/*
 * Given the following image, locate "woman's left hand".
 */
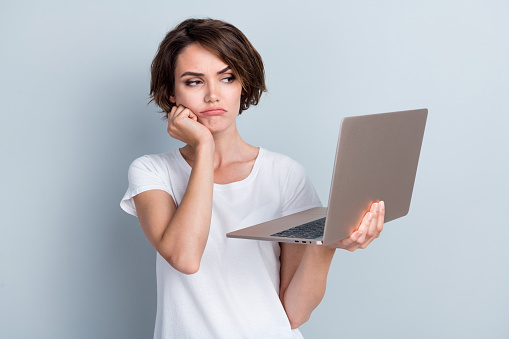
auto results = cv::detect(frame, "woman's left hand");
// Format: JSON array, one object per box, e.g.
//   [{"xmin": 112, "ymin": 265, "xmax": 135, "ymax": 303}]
[{"xmin": 324, "ymin": 201, "xmax": 385, "ymax": 252}]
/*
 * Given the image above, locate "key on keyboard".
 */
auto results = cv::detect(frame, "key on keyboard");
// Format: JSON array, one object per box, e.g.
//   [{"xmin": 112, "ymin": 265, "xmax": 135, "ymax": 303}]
[{"xmin": 271, "ymin": 217, "xmax": 326, "ymax": 239}]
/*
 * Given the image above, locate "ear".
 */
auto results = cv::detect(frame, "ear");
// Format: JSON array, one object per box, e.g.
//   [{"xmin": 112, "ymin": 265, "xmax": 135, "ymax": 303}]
[{"xmin": 169, "ymin": 93, "xmax": 176, "ymax": 103}]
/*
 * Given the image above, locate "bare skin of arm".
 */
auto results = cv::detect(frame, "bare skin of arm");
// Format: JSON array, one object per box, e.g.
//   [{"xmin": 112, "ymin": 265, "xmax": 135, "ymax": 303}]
[
  {"xmin": 280, "ymin": 201, "xmax": 385, "ymax": 329},
  {"xmin": 133, "ymin": 105, "xmax": 215, "ymax": 275}
]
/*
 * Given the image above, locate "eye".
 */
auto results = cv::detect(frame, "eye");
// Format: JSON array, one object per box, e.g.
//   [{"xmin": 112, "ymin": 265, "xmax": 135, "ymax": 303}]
[
  {"xmin": 185, "ymin": 79, "xmax": 202, "ymax": 86},
  {"xmin": 221, "ymin": 75, "xmax": 236, "ymax": 83}
]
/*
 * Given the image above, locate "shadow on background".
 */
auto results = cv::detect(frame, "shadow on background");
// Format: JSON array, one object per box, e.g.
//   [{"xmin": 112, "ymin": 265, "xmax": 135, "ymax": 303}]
[{"xmin": 56, "ymin": 72, "xmax": 180, "ymax": 338}]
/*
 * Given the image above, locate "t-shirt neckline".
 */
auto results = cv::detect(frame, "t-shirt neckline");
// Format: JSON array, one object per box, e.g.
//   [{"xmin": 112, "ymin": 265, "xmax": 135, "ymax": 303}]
[{"xmin": 174, "ymin": 147, "xmax": 265, "ymax": 191}]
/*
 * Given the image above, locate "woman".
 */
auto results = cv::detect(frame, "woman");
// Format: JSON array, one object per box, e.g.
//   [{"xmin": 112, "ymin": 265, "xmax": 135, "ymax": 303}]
[{"xmin": 120, "ymin": 18, "xmax": 384, "ymax": 339}]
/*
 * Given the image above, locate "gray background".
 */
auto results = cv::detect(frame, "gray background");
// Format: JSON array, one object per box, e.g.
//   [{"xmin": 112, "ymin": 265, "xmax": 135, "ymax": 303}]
[{"xmin": 1, "ymin": 0, "xmax": 508, "ymax": 338}]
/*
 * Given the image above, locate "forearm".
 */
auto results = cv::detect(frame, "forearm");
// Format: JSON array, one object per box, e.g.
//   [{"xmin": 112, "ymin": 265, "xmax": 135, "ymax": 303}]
[
  {"xmin": 158, "ymin": 142, "xmax": 215, "ymax": 273},
  {"xmin": 282, "ymin": 245, "xmax": 335, "ymax": 329}
]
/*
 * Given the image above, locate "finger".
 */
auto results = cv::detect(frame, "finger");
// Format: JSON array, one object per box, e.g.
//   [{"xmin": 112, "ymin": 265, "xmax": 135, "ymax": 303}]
[
  {"xmin": 377, "ymin": 201, "xmax": 385, "ymax": 233},
  {"xmin": 168, "ymin": 105, "xmax": 180, "ymax": 120},
  {"xmin": 180, "ymin": 105, "xmax": 197, "ymax": 116},
  {"xmin": 365, "ymin": 203, "xmax": 379, "ymax": 239},
  {"xmin": 356, "ymin": 211, "xmax": 373, "ymax": 243},
  {"xmin": 360, "ymin": 229, "xmax": 382, "ymax": 249},
  {"xmin": 345, "ymin": 235, "xmax": 365, "ymax": 251},
  {"xmin": 189, "ymin": 111, "xmax": 198, "ymax": 121},
  {"xmin": 167, "ymin": 106, "xmax": 187, "ymax": 136},
  {"xmin": 360, "ymin": 202, "xmax": 386, "ymax": 248},
  {"xmin": 359, "ymin": 236, "xmax": 375, "ymax": 249},
  {"xmin": 339, "ymin": 229, "xmax": 363, "ymax": 247},
  {"xmin": 174, "ymin": 105, "xmax": 189, "ymax": 118},
  {"xmin": 176, "ymin": 107, "xmax": 199, "ymax": 123},
  {"xmin": 347, "ymin": 243, "xmax": 362, "ymax": 252},
  {"xmin": 168, "ymin": 105, "xmax": 178, "ymax": 120},
  {"xmin": 360, "ymin": 227, "xmax": 379, "ymax": 249},
  {"xmin": 167, "ymin": 107, "xmax": 177, "ymax": 132},
  {"xmin": 358, "ymin": 204, "xmax": 378, "ymax": 249}
]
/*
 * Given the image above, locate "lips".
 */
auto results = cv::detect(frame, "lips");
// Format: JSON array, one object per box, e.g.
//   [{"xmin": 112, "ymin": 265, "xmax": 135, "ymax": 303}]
[{"xmin": 200, "ymin": 107, "xmax": 226, "ymax": 115}]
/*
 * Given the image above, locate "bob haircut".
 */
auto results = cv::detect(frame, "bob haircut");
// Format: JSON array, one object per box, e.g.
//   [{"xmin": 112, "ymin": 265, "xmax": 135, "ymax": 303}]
[{"xmin": 149, "ymin": 18, "xmax": 267, "ymax": 118}]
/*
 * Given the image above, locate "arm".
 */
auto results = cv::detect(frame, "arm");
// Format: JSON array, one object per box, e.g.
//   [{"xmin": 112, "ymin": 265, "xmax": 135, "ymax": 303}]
[
  {"xmin": 280, "ymin": 201, "xmax": 385, "ymax": 328},
  {"xmin": 133, "ymin": 105, "xmax": 215, "ymax": 275},
  {"xmin": 279, "ymin": 243, "xmax": 335, "ymax": 329}
]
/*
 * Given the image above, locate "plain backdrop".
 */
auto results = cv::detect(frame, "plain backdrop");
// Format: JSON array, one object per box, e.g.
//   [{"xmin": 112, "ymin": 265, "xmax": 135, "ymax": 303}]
[{"xmin": 1, "ymin": 0, "xmax": 508, "ymax": 338}]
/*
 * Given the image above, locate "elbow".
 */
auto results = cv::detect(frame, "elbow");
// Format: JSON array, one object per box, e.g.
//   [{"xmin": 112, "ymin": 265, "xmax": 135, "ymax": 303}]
[
  {"xmin": 282, "ymin": 290, "xmax": 314, "ymax": 329},
  {"xmin": 288, "ymin": 313, "xmax": 310, "ymax": 330},
  {"xmin": 180, "ymin": 265, "xmax": 200, "ymax": 275},
  {"xmin": 284, "ymin": 297, "xmax": 311, "ymax": 329},
  {"xmin": 174, "ymin": 259, "xmax": 200, "ymax": 275},
  {"xmin": 160, "ymin": 250, "xmax": 201, "ymax": 275}
]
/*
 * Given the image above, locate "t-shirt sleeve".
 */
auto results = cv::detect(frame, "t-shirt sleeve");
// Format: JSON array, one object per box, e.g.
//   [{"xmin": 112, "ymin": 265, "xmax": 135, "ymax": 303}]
[
  {"xmin": 120, "ymin": 155, "xmax": 174, "ymax": 217},
  {"xmin": 280, "ymin": 161, "xmax": 323, "ymax": 217}
]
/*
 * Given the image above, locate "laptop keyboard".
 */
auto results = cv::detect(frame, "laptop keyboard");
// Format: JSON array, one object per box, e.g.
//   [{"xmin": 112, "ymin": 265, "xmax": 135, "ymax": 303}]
[{"xmin": 271, "ymin": 217, "xmax": 326, "ymax": 239}]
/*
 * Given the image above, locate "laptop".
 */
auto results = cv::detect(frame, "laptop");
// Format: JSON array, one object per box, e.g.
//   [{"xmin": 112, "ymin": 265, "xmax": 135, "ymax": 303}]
[{"xmin": 227, "ymin": 108, "xmax": 428, "ymax": 245}]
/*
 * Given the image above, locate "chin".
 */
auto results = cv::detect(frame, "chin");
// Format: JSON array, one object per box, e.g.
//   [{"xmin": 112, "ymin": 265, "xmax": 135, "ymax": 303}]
[{"xmin": 201, "ymin": 119, "xmax": 235, "ymax": 135}]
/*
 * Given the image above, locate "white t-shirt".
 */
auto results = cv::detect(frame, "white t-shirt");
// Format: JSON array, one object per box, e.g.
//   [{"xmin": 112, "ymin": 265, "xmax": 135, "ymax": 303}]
[{"xmin": 120, "ymin": 147, "xmax": 322, "ymax": 339}]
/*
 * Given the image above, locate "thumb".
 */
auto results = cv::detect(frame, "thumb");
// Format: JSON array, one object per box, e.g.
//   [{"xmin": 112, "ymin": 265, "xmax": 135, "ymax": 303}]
[{"xmin": 187, "ymin": 109, "xmax": 198, "ymax": 121}]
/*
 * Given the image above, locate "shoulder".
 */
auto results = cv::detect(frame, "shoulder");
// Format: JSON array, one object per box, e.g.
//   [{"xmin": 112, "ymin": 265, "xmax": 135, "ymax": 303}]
[
  {"xmin": 260, "ymin": 148, "xmax": 310, "ymax": 183},
  {"xmin": 127, "ymin": 149, "xmax": 182, "ymax": 182},
  {"xmin": 258, "ymin": 148, "xmax": 313, "ymax": 192},
  {"xmin": 260, "ymin": 148, "xmax": 303, "ymax": 172},
  {"xmin": 261, "ymin": 148, "xmax": 322, "ymax": 213},
  {"xmin": 129, "ymin": 150, "xmax": 177, "ymax": 171}
]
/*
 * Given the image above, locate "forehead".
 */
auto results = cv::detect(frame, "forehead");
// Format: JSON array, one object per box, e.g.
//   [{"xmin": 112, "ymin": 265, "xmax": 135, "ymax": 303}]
[{"xmin": 175, "ymin": 43, "xmax": 228, "ymax": 73}]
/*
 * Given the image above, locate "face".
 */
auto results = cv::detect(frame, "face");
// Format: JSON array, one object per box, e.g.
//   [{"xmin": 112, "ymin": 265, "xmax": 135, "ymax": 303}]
[{"xmin": 170, "ymin": 43, "xmax": 243, "ymax": 134}]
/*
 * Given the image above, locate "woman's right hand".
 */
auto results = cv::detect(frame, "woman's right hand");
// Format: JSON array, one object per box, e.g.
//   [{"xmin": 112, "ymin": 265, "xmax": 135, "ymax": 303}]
[{"xmin": 167, "ymin": 105, "xmax": 213, "ymax": 149}]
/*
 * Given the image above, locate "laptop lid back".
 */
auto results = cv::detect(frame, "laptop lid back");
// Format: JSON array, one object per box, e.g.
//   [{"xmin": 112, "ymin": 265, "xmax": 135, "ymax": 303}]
[{"xmin": 323, "ymin": 108, "xmax": 428, "ymax": 245}]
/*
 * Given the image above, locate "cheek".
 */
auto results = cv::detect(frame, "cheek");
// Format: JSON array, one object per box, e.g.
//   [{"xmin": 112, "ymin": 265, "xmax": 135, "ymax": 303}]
[
  {"xmin": 226, "ymin": 86, "xmax": 243, "ymax": 103},
  {"xmin": 174, "ymin": 88, "xmax": 198, "ymax": 107}
]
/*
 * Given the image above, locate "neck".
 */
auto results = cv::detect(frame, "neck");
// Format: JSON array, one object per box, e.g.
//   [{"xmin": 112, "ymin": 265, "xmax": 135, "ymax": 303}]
[{"xmin": 181, "ymin": 121, "xmax": 256, "ymax": 166}]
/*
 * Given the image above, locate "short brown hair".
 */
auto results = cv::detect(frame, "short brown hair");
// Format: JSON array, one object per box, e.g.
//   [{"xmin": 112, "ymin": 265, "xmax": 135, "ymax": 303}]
[{"xmin": 149, "ymin": 18, "xmax": 267, "ymax": 118}]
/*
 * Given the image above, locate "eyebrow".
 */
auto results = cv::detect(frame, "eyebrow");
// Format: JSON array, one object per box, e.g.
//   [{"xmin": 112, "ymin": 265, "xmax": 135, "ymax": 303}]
[{"xmin": 180, "ymin": 66, "xmax": 231, "ymax": 78}]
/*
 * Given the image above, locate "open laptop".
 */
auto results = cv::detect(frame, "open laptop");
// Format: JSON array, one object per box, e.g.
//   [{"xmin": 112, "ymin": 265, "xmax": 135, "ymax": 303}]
[{"xmin": 227, "ymin": 108, "xmax": 428, "ymax": 245}]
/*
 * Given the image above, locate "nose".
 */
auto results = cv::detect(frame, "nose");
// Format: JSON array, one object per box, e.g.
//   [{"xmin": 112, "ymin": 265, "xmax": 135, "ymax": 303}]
[{"xmin": 204, "ymin": 81, "xmax": 220, "ymax": 103}]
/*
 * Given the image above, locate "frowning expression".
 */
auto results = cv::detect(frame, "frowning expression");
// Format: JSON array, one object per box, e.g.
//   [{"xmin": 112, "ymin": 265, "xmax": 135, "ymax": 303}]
[{"xmin": 170, "ymin": 43, "xmax": 243, "ymax": 134}]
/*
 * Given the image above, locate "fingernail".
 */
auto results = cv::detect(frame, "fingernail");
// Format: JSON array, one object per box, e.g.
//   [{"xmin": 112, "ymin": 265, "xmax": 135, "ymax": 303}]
[{"xmin": 381, "ymin": 201, "xmax": 385, "ymax": 210}]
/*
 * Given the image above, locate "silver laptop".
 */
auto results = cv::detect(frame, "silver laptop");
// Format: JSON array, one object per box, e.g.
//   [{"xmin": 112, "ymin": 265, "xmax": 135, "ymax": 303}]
[{"xmin": 227, "ymin": 108, "xmax": 428, "ymax": 245}]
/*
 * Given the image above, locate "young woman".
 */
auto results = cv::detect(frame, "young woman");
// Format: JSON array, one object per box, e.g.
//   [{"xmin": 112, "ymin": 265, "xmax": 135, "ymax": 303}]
[{"xmin": 120, "ymin": 18, "xmax": 385, "ymax": 339}]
